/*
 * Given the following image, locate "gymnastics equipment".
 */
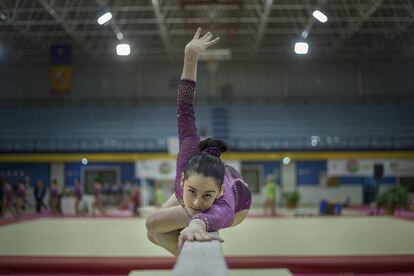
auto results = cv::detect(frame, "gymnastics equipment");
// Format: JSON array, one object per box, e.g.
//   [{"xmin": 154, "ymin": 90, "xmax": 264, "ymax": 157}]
[{"xmin": 173, "ymin": 232, "xmax": 228, "ymax": 276}]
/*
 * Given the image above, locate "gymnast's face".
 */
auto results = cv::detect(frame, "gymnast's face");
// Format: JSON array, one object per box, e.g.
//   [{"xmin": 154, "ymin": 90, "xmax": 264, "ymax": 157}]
[{"xmin": 181, "ymin": 172, "xmax": 223, "ymax": 215}]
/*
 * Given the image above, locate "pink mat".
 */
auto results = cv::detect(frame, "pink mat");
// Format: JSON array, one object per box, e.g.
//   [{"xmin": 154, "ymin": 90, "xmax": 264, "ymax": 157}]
[
  {"xmin": 349, "ymin": 206, "xmax": 414, "ymax": 220},
  {"xmin": 0, "ymin": 210, "xmax": 137, "ymax": 226},
  {"xmin": 248, "ymin": 210, "xmax": 286, "ymax": 218}
]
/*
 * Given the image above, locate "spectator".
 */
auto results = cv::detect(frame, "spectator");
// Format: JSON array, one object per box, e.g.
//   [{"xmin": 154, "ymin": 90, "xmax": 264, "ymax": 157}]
[
  {"xmin": 15, "ymin": 180, "xmax": 27, "ymax": 218},
  {"xmin": 155, "ymin": 183, "xmax": 165, "ymax": 207},
  {"xmin": 92, "ymin": 182, "xmax": 106, "ymax": 216},
  {"xmin": 50, "ymin": 179, "xmax": 60, "ymax": 215},
  {"xmin": 74, "ymin": 179, "xmax": 83, "ymax": 215},
  {"xmin": 131, "ymin": 186, "xmax": 141, "ymax": 217},
  {"xmin": 34, "ymin": 180, "xmax": 47, "ymax": 214},
  {"xmin": 0, "ymin": 180, "xmax": 4, "ymax": 217},
  {"xmin": 2, "ymin": 181, "xmax": 14, "ymax": 217},
  {"xmin": 263, "ymin": 175, "xmax": 277, "ymax": 216}
]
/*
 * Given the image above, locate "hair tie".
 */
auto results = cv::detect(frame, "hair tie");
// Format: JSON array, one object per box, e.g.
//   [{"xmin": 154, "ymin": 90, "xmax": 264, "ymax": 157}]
[{"xmin": 202, "ymin": 146, "xmax": 221, "ymax": 158}]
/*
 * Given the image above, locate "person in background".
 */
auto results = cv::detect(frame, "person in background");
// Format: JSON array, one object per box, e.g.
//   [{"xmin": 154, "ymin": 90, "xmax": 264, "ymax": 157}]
[
  {"xmin": 59, "ymin": 184, "xmax": 68, "ymax": 214},
  {"xmin": 263, "ymin": 175, "xmax": 277, "ymax": 217},
  {"xmin": 155, "ymin": 183, "xmax": 165, "ymax": 208},
  {"xmin": 115, "ymin": 182, "xmax": 124, "ymax": 206},
  {"xmin": 34, "ymin": 180, "xmax": 47, "ymax": 214},
  {"xmin": 131, "ymin": 186, "xmax": 141, "ymax": 217},
  {"xmin": 15, "ymin": 180, "xmax": 27, "ymax": 218},
  {"xmin": 92, "ymin": 181, "xmax": 106, "ymax": 216},
  {"xmin": 50, "ymin": 179, "xmax": 60, "ymax": 215},
  {"xmin": 74, "ymin": 179, "xmax": 83, "ymax": 215},
  {"xmin": 0, "ymin": 180, "xmax": 4, "ymax": 218},
  {"xmin": 2, "ymin": 181, "xmax": 14, "ymax": 217},
  {"xmin": 124, "ymin": 181, "xmax": 132, "ymax": 195}
]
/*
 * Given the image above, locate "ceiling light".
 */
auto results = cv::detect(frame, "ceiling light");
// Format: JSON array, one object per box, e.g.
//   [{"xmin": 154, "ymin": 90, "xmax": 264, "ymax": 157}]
[
  {"xmin": 312, "ymin": 10, "xmax": 328, "ymax": 23},
  {"xmin": 97, "ymin": 11, "xmax": 112, "ymax": 25},
  {"xmin": 116, "ymin": 43, "xmax": 130, "ymax": 56},
  {"xmin": 116, "ymin": 32, "xmax": 124, "ymax": 40},
  {"xmin": 283, "ymin": 157, "xmax": 291, "ymax": 165},
  {"xmin": 301, "ymin": 30, "xmax": 309, "ymax": 39},
  {"xmin": 0, "ymin": 12, "xmax": 8, "ymax": 21},
  {"xmin": 294, "ymin": 42, "xmax": 309, "ymax": 54}
]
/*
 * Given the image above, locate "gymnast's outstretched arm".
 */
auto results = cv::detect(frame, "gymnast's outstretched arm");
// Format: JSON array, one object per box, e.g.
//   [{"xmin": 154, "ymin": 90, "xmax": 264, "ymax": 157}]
[{"xmin": 181, "ymin": 27, "xmax": 219, "ymax": 81}]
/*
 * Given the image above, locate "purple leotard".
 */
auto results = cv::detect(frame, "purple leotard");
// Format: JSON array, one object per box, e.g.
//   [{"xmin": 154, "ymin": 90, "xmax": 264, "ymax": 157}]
[{"xmin": 174, "ymin": 79, "xmax": 252, "ymax": 232}]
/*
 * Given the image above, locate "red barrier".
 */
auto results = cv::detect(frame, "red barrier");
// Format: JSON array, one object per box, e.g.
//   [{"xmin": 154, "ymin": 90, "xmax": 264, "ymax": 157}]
[
  {"xmin": 0, "ymin": 256, "xmax": 175, "ymax": 274},
  {"xmin": 226, "ymin": 255, "xmax": 414, "ymax": 273},
  {"xmin": 1, "ymin": 255, "xmax": 414, "ymax": 274}
]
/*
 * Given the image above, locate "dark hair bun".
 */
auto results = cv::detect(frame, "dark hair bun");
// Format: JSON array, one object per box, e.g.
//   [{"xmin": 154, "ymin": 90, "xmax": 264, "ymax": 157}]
[{"xmin": 198, "ymin": 137, "xmax": 228, "ymax": 153}]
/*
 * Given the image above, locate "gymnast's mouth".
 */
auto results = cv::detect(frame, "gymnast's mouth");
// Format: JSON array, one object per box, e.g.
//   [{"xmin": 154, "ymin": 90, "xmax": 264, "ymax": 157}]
[{"xmin": 190, "ymin": 207, "xmax": 202, "ymax": 212}]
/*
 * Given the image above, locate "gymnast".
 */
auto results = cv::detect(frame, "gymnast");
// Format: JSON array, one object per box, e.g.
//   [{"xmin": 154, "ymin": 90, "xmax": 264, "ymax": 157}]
[{"xmin": 146, "ymin": 27, "xmax": 252, "ymax": 256}]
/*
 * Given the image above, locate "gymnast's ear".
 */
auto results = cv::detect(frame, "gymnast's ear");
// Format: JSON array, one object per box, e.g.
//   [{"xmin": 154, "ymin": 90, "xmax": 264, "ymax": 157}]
[{"xmin": 217, "ymin": 186, "xmax": 224, "ymax": 199}]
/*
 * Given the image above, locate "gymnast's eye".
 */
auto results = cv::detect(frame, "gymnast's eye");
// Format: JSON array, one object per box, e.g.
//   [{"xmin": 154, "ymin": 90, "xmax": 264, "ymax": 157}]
[
  {"xmin": 204, "ymin": 194, "xmax": 212, "ymax": 200},
  {"xmin": 188, "ymin": 189, "xmax": 196, "ymax": 195}
]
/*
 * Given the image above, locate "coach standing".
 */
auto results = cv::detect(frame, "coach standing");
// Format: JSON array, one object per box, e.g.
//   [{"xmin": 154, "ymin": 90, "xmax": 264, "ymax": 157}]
[{"xmin": 34, "ymin": 180, "xmax": 47, "ymax": 214}]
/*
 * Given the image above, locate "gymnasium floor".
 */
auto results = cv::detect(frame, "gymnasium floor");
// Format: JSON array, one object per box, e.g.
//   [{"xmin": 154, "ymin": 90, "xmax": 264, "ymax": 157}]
[{"xmin": 1, "ymin": 208, "xmax": 414, "ymax": 275}]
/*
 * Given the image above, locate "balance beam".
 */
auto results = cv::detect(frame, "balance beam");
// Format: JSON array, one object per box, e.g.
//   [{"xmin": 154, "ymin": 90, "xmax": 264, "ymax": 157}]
[{"xmin": 173, "ymin": 232, "xmax": 228, "ymax": 276}]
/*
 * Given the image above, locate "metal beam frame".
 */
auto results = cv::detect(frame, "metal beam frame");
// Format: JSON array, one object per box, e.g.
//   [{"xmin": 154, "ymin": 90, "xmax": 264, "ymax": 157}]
[
  {"xmin": 152, "ymin": 0, "xmax": 172, "ymax": 56},
  {"xmin": 328, "ymin": 0, "xmax": 384, "ymax": 54},
  {"xmin": 0, "ymin": 0, "xmax": 413, "ymax": 61},
  {"xmin": 252, "ymin": 0, "xmax": 273, "ymax": 55},
  {"xmin": 37, "ymin": 0, "xmax": 98, "ymax": 58}
]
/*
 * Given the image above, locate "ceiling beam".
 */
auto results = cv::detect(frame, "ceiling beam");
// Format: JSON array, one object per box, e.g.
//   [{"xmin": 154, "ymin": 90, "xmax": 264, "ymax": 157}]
[
  {"xmin": 252, "ymin": 0, "xmax": 273, "ymax": 55},
  {"xmin": 37, "ymin": 0, "xmax": 98, "ymax": 58},
  {"xmin": 4, "ymin": 27, "xmax": 412, "ymax": 37},
  {"xmin": 328, "ymin": 0, "xmax": 384, "ymax": 54},
  {"xmin": 152, "ymin": 0, "xmax": 172, "ymax": 56},
  {"xmin": 368, "ymin": 1, "xmax": 414, "ymax": 57},
  {"xmin": 0, "ymin": 0, "xmax": 50, "ymax": 60},
  {"xmin": 3, "ymin": 3, "xmax": 412, "ymax": 14},
  {"xmin": 2, "ymin": 15, "xmax": 414, "ymax": 27}
]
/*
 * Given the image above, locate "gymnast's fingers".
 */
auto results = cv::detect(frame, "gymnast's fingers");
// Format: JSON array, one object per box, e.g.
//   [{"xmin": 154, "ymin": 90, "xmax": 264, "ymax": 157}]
[
  {"xmin": 200, "ymin": 31, "xmax": 211, "ymax": 40},
  {"xmin": 206, "ymin": 37, "xmax": 220, "ymax": 47},
  {"xmin": 177, "ymin": 235, "xmax": 184, "ymax": 251},
  {"xmin": 193, "ymin": 27, "xmax": 202, "ymax": 39},
  {"xmin": 201, "ymin": 232, "xmax": 214, "ymax": 241},
  {"xmin": 194, "ymin": 232, "xmax": 203, "ymax": 241},
  {"xmin": 210, "ymin": 235, "xmax": 224, "ymax": 243},
  {"xmin": 202, "ymin": 32, "xmax": 213, "ymax": 41}
]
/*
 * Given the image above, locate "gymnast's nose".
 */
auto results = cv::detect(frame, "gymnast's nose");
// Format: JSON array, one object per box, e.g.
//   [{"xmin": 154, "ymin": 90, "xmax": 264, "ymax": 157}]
[{"xmin": 193, "ymin": 198, "xmax": 201, "ymax": 208}]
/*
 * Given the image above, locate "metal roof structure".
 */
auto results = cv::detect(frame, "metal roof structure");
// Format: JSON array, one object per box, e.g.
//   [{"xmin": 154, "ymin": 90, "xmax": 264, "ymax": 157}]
[{"xmin": 0, "ymin": 0, "xmax": 413, "ymax": 63}]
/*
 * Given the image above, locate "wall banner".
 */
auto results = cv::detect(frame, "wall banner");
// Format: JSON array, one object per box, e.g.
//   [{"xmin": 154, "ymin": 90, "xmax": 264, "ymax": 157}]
[{"xmin": 327, "ymin": 159, "xmax": 414, "ymax": 177}]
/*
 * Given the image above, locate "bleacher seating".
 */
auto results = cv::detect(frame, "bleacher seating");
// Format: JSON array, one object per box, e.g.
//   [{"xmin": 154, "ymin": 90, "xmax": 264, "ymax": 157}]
[{"xmin": 0, "ymin": 104, "xmax": 413, "ymax": 152}]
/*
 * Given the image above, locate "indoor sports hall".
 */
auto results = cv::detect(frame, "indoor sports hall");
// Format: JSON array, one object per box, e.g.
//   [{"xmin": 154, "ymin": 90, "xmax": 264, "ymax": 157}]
[{"xmin": 0, "ymin": 1, "xmax": 413, "ymax": 275}]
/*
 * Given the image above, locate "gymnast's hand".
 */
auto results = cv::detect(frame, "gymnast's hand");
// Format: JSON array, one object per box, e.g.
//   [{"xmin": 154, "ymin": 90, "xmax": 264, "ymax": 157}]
[
  {"xmin": 177, "ymin": 219, "xmax": 224, "ymax": 252},
  {"xmin": 184, "ymin": 27, "xmax": 220, "ymax": 60}
]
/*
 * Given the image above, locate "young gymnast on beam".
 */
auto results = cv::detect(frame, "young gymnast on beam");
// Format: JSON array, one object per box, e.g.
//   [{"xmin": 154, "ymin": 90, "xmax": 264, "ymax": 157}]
[{"xmin": 146, "ymin": 27, "xmax": 252, "ymax": 256}]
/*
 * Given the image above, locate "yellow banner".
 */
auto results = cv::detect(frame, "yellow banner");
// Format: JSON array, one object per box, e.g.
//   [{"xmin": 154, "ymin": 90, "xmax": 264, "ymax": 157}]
[{"xmin": 50, "ymin": 65, "xmax": 72, "ymax": 93}]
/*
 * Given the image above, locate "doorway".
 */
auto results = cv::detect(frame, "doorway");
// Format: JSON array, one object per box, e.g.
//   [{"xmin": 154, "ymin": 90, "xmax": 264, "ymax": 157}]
[
  {"xmin": 241, "ymin": 166, "xmax": 262, "ymax": 194},
  {"xmin": 82, "ymin": 166, "xmax": 120, "ymax": 194}
]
